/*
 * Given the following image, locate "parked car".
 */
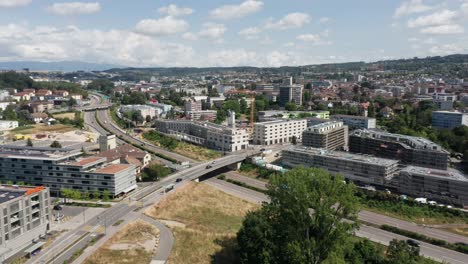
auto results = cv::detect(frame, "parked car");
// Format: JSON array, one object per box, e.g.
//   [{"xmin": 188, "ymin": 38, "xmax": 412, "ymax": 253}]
[
  {"xmin": 53, "ymin": 205, "xmax": 63, "ymax": 211},
  {"xmin": 406, "ymin": 239, "xmax": 420, "ymax": 247}
]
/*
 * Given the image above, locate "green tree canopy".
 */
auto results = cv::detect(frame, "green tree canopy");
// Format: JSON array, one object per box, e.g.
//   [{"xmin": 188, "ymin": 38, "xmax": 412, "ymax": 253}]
[{"xmin": 237, "ymin": 167, "xmax": 359, "ymax": 264}]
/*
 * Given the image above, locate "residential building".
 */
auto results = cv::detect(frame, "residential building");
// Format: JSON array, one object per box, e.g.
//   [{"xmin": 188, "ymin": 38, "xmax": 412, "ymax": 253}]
[
  {"xmin": 155, "ymin": 120, "xmax": 249, "ymax": 152},
  {"xmin": 53, "ymin": 90, "xmax": 69, "ymax": 97},
  {"xmin": 253, "ymin": 119, "xmax": 307, "ymax": 145},
  {"xmin": 184, "ymin": 100, "xmax": 202, "ymax": 112},
  {"xmin": 330, "ymin": 114, "xmax": 377, "ymax": 129},
  {"xmin": 432, "ymin": 111, "xmax": 468, "ymax": 129},
  {"xmin": 282, "ymin": 147, "xmax": 399, "ymax": 186},
  {"xmin": 0, "ymin": 185, "xmax": 51, "ymax": 261},
  {"xmin": 97, "ymin": 144, "xmax": 151, "ymax": 173},
  {"xmin": 11, "ymin": 92, "xmax": 30, "ymax": 102},
  {"xmin": 120, "ymin": 105, "xmax": 160, "ymax": 119},
  {"xmin": 0, "ymin": 90, "xmax": 9, "ymax": 101},
  {"xmin": 302, "ymin": 121, "xmax": 349, "ymax": 150},
  {"xmin": 30, "ymin": 113, "xmax": 49, "ymax": 123},
  {"xmin": 0, "ymin": 143, "xmax": 137, "ymax": 197},
  {"xmin": 207, "ymin": 96, "xmax": 226, "ymax": 109},
  {"xmin": 279, "ymin": 84, "xmax": 303, "ymax": 106},
  {"xmin": 186, "ymin": 110, "xmax": 217, "ymax": 121},
  {"xmin": 349, "ymin": 129, "xmax": 449, "ymax": 170},
  {"xmin": 147, "ymin": 102, "xmax": 173, "ymax": 114},
  {"xmin": 29, "ymin": 101, "xmax": 54, "ymax": 113},
  {"xmin": 398, "ymin": 166, "xmax": 468, "ymax": 207},
  {"xmin": 0, "ymin": 121, "xmax": 18, "ymax": 131},
  {"xmin": 0, "ymin": 101, "xmax": 14, "ymax": 111},
  {"xmin": 433, "ymin": 93, "xmax": 456, "ymax": 110}
]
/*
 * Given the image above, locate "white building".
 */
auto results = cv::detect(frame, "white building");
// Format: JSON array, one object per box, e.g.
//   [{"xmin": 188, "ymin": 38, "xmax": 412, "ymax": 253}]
[
  {"xmin": 253, "ymin": 119, "xmax": 307, "ymax": 145},
  {"xmin": 330, "ymin": 114, "xmax": 377, "ymax": 129},
  {"xmin": 0, "ymin": 101, "xmax": 14, "ymax": 111},
  {"xmin": 120, "ymin": 105, "xmax": 160, "ymax": 119},
  {"xmin": 432, "ymin": 111, "xmax": 468, "ymax": 129},
  {"xmin": 0, "ymin": 120, "xmax": 19, "ymax": 131}
]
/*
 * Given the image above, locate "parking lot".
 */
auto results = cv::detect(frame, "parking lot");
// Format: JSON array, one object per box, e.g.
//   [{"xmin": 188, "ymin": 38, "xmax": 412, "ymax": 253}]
[{"xmin": 51, "ymin": 205, "xmax": 108, "ymax": 231}]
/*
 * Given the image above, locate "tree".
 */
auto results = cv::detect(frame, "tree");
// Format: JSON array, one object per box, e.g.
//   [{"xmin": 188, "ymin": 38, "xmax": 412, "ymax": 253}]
[
  {"xmin": 92, "ymin": 190, "xmax": 100, "ymax": 200},
  {"xmin": 387, "ymin": 239, "xmax": 420, "ymax": 264},
  {"xmin": 26, "ymin": 138, "xmax": 33, "ymax": 147},
  {"xmin": 237, "ymin": 167, "xmax": 359, "ymax": 264},
  {"xmin": 285, "ymin": 102, "xmax": 297, "ymax": 111},
  {"xmin": 87, "ymin": 79, "xmax": 115, "ymax": 95},
  {"xmin": 141, "ymin": 164, "xmax": 171, "ymax": 181},
  {"xmin": 50, "ymin": 140, "xmax": 62, "ymax": 148},
  {"xmin": 102, "ymin": 190, "xmax": 111, "ymax": 201},
  {"xmin": 291, "ymin": 136, "xmax": 297, "ymax": 145},
  {"xmin": 145, "ymin": 115, "xmax": 151, "ymax": 123},
  {"xmin": 61, "ymin": 188, "xmax": 81, "ymax": 203},
  {"xmin": 240, "ymin": 98, "xmax": 248, "ymax": 114},
  {"xmin": 345, "ymin": 239, "xmax": 385, "ymax": 264}
]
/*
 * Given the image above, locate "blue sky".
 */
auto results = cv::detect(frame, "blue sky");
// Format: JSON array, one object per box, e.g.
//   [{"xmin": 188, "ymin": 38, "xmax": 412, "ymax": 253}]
[{"xmin": 0, "ymin": 0, "xmax": 466, "ymax": 67}]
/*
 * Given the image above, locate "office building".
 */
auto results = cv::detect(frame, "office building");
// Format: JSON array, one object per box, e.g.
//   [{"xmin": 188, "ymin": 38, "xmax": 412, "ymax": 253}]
[
  {"xmin": 349, "ymin": 129, "xmax": 449, "ymax": 170},
  {"xmin": 0, "ymin": 121, "xmax": 18, "ymax": 131},
  {"xmin": 253, "ymin": 119, "xmax": 307, "ymax": 145},
  {"xmin": 0, "ymin": 185, "xmax": 51, "ymax": 261},
  {"xmin": 302, "ymin": 121, "xmax": 348, "ymax": 150},
  {"xmin": 155, "ymin": 120, "xmax": 249, "ymax": 152},
  {"xmin": 279, "ymin": 84, "xmax": 303, "ymax": 106},
  {"xmin": 432, "ymin": 111, "xmax": 468, "ymax": 129},
  {"xmin": 433, "ymin": 93, "xmax": 456, "ymax": 110},
  {"xmin": 0, "ymin": 143, "xmax": 137, "ymax": 197},
  {"xmin": 282, "ymin": 147, "xmax": 399, "ymax": 186},
  {"xmin": 399, "ymin": 166, "xmax": 468, "ymax": 207},
  {"xmin": 258, "ymin": 110, "xmax": 329, "ymax": 122},
  {"xmin": 330, "ymin": 115, "xmax": 376, "ymax": 129}
]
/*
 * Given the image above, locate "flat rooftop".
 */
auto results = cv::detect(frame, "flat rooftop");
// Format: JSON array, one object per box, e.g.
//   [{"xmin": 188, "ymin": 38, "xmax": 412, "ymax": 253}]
[
  {"xmin": 0, "ymin": 186, "xmax": 46, "ymax": 204},
  {"xmin": 69, "ymin": 157, "xmax": 106, "ymax": 167},
  {"xmin": 331, "ymin": 114, "xmax": 375, "ymax": 120},
  {"xmin": 306, "ymin": 121, "xmax": 344, "ymax": 132},
  {"xmin": 285, "ymin": 147, "xmax": 399, "ymax": 167},
  {"xmin": 0, "ymin": 144, "xmax": 81, "ymax": 161},
  {"xmin": 256, "ymin": 119, "xmax": 307, "ymax": 126},
  {"xmin": 401, "ymin": 166, "xmax": 468, "ymax": 182},
  {"xmin": 351, "ymin": 129, "xmax": 447, "ymax": 152},
  {"xmin": 94, "ymin": 164, "xmax": 133, "ymax": 174},
  {"xmin": 432, "ymin": 111, "xmax": 465, "ymax": 115}
]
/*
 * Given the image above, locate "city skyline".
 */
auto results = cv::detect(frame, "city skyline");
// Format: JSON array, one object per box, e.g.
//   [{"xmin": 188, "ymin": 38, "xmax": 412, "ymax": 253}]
[{"xmin": 0, "ymin": 0, "xmax": 467, "ymax": 67}]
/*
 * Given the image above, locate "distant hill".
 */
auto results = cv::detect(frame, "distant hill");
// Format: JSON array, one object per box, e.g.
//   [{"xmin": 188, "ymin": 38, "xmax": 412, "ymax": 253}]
[{"xmin": 0, "ymin": 61, "xmax": 123, "ymax": 72}]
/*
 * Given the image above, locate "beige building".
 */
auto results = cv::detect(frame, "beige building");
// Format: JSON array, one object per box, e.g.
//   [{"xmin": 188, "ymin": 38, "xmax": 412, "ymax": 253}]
[
  {"xmin": 302, "ymin": 121, "xmax": 349, "ymax": 150},
  {"xmin": 253, "ymin": 119, "xmax": 307, "ymax": 145}
]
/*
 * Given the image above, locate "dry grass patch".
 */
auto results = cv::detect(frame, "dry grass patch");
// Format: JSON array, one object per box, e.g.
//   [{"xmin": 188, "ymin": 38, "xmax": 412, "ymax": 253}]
[
  {"xmin": 145, "ymin": 182, "xmax": 258, "ymax": 264},
  {"xmin": 17, "ymin": 124, "xmax": 75, "ymax": 135},
  {"xmin": 174, "ymin": 143, "xmax": 222, "ymax": 161},
  {"xmin": 83, "ymin": 220, "xmax": 159, "ymax": 264},
  {"xmin": 53, "ymin": 112, "xmax": 76, "ymax": 119}
]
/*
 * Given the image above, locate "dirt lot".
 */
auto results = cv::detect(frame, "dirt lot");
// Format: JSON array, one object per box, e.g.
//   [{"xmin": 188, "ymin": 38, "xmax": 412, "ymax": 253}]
[
  {"xmin": 83, "ymin": 220, "xmax": 160, "ymax": 264},
  {"xmin": 145, "ymin": 182, "xmax": 258, "ymax": 264},
  {"xmin": 53, "ymin": 112, "xmax": 77, "ymax": 119}
]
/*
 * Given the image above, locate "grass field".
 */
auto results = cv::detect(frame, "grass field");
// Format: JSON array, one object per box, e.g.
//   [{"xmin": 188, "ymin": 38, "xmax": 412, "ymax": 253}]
[
  {"xmin": 83, "ymin": 220, "xmax": 159, "ymax": 264},
  {"xmin": 145, "ymin": 182, "xmax": 258, "ymax": 264},
  {"xmin": 12, "ymin": 124, "xmax": 75, "ymax": 135},
  {"xmin": 174, "ymin": 142, "xmax": 222, "ymax": 161}
]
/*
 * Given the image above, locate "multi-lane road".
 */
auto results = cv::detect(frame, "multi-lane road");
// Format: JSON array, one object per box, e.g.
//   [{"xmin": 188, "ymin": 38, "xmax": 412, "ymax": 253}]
[{"xmin": 204, "ymin": 177, "xmax": 468, "ymax": 264}]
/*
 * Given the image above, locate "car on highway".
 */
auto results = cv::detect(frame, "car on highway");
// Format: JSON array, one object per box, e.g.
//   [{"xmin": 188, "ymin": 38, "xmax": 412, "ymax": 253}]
[
  {"xmin": 406, "ymin": 239, "xmax": 420, "ymax": 247},
  {"xmin": 165, "ymin": 184, "xmax": 175, "ymax": 192},
  {"xmin": 175, "ymin": 178, "xmax": 183, "ymax": 183},
  {"xmin": 206, "ymin": 165, "xmax": 212, "ymax": 169}
]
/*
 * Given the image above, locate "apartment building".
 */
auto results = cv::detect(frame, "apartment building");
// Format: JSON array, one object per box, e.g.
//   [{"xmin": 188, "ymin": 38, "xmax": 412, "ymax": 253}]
[
  {"xmin": 120, "ymin": 105, "xmax": 160, "ymax": 119},
  {"xmin": 282, "ymin": 147, "xmax": 399, "ymax": 186},
  {"xmin": 279, "ymin": 85, "xmax": 303, "ymax": 106},
  {"xmin": 302, "ymin": 121, "xmax": 349, "ymax": 150},
  {"xmin": 433, "ymin": 93, "xmax": 456, "ymax": 110},
  {"xmin": 349, "ymin": 129, "xmax": 449, "ymax": 170},
  {"xmin": 330, "ymin": 114, "xmax": 377, "ymax": 129},
  {"xmin": 155, "ymin": 120, "xmax": 249, "ymax": 152},
  {"xmin": 258, "ymin": 110, "xmax": 330, "ymax": 122},
  {"xmin": 399, "ymin": 166, "xmax": 468, "ymax": 207},
  {"xmin": 0, "ymin": 144, "xmax": 137, "ymax": 197},
  {"xmin": 432, "ymin": 111, "xmax": 468, "ymax": 129},
  {"xmin": 186, "ymin": 110, "xmax": 217, "ymax": 121},
  {"xmin": 253, "ymin": 119, "xmax": 307, "ymax": 145},
  {"xmin": 0, "ymin": 186, "xmax": 51, "ymax": 261},
  {"xmin": 184, "ymin": 100, "xmax": 202, "ymax": 112}
]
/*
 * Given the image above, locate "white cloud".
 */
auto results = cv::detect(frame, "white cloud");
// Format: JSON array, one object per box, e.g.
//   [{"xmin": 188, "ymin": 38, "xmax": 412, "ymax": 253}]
[
  {"xmin": 429, "ymin": 44, "xmax": 465, "ymax": 55},
  {"xmin": 158, "ymin": 4, "xmax": 193, "ymax": 17},
  {"xmin": 319, "ymin": 17, "xmax": 331, "ymax": 24},
  {"xmin": 296, "ymin": 30, "xmax": 331, "ymax": 45},
  {"xmin": 238, "ymin": 27, "xmax": 261, "ymax": 39},
  {"xmin": 135, "ymin": 16, "xmax": 189, "ymax": 36},
  {"xmin": 420, "ymin": 24, "xmax": 464, "ymax": 34},
  {"xmin": 462, "ymin": 1, "xmax": 468, "ymax": 14},
  {"xmin": 0, "ymin": 23, "xmax": 194, "ymax": 67},
  {"xmin": 47, "ymin": 2, "xmax": 101, "ymax": 16},
  {"xmin": 394, "ymin": 0, "xmax": 434, "ymax": 18},
  {"xmin": 407, "ymin": 10, "xmax": 458, "ymax": 28},
  {"xmin": 198, "ymin": 23, "xmax": 226, "ymax": 38},
  {"xmin": 265, "ymin": 12, "xmax": 311, "ymax": 30},
  {"xmin": 0, "ymin": 0, "xmax": 31, "ymax": 8},
  {"xmin": 182, "ymin": 32, "xmax": 198, "ymax": 41},
  {"xmin": 210, "ymin": 0, "xmax": 263, "ymax": 20},
  {"xmin": 297, "ymin": 34, "xmax": 321, "ymax": 42}
]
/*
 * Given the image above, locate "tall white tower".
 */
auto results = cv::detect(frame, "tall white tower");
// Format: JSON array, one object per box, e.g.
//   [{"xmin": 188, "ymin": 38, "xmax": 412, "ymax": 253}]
[{"xmin": 228, "ymin": 110, "xmax": 236, "ymax": 128}]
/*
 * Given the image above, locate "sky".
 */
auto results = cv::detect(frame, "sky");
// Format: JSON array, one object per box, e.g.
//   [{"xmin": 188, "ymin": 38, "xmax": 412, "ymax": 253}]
[{"xmin": 0, "ymin": 0, "xmax": 467, "ymax": 67}]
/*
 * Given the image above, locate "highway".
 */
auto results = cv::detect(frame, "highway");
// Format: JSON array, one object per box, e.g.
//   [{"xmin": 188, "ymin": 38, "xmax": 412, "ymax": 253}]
[
  {"xmin": 223, "ymin": 172, "xmax": 468, "ymax": 245},
  {"xmin": 204, "ymin": 178, "xmax": 468, "ymax": 264}
]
